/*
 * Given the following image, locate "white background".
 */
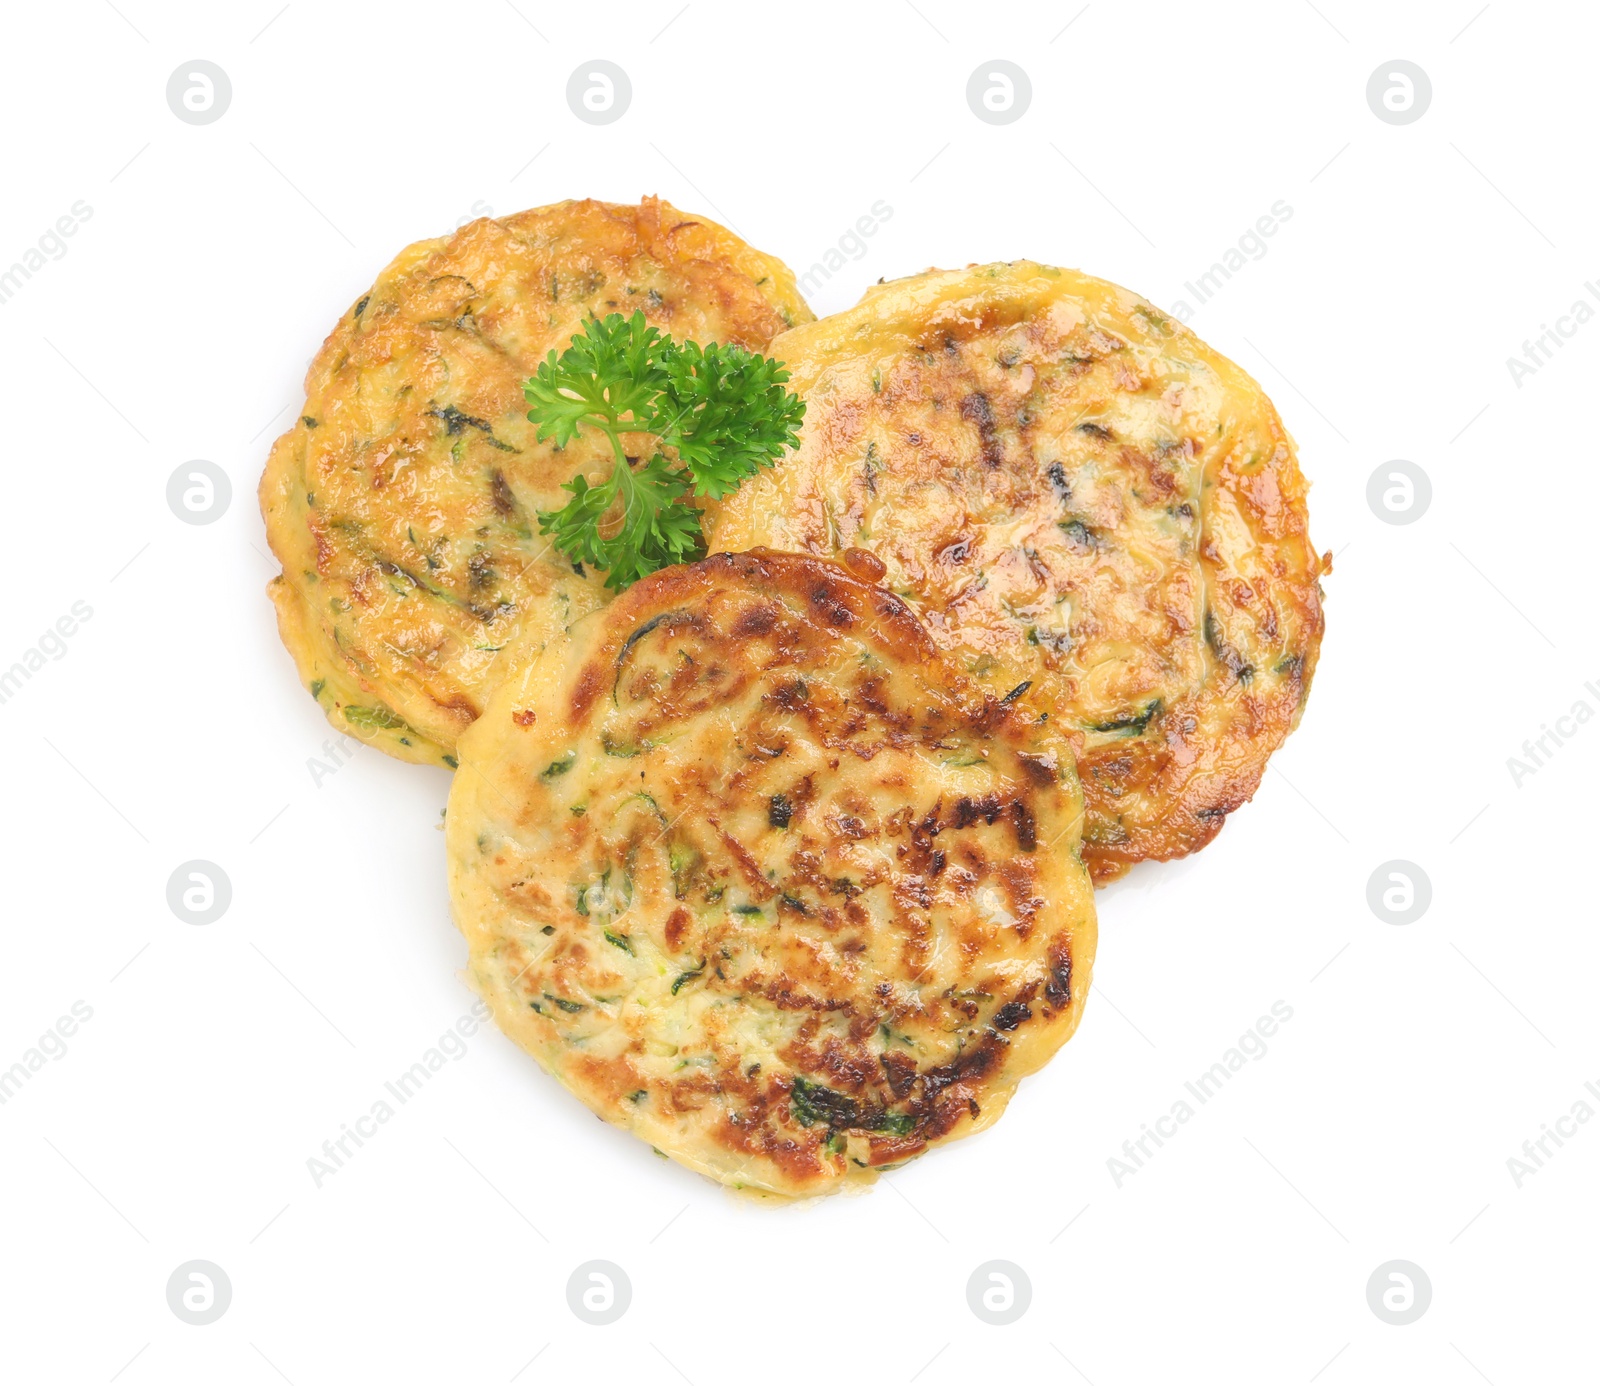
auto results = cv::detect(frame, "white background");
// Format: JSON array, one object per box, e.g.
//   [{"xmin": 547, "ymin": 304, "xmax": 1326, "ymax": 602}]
[{"xmin": 1, "ymin": 1, "xmax": 1594, "ymax": 1381}]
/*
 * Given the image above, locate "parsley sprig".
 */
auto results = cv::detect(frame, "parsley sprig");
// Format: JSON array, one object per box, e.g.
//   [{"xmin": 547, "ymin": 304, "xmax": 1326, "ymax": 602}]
[{"xmin": 523, "ymin": 311, "xmax": 805, "ymax": 589}]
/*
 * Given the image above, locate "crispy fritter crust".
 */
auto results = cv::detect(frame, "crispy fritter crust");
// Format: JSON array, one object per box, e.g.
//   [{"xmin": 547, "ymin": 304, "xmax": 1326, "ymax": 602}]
[
  {"xmin": 706, "ymin": 264, "xmax": 1328, "ymax": 880},
  {"xmin": 259, "ymin": 198, "xmax": 812, "ymax": 765},
  {"xmin": 447, "ymin": 550, "xmax": 1097, "ymax": 1197}
]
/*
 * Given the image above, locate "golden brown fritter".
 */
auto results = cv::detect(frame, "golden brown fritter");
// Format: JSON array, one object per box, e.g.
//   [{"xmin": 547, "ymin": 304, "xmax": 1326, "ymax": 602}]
[
  {"xmin": 706, "ymin": 263, "xmax": 1328, "ymax": 881},
  {"xmin": 447, "ymin": 550, "xmax": 1097, "ymax": 1197},
  {"xmin": 259, "ymin": 197, "xmax": 812, "ymax": 765}
]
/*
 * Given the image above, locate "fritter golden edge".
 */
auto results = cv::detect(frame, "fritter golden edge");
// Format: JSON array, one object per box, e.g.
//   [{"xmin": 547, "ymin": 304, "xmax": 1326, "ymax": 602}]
[
  {"xmin": 705, "ymin": 262, "xmax": 1328, "ymax": 881},
  {"xmin": 259, "ymin": 197, "xmax": 814, "ymax": 766},
  {"xmin": 447, "ymin": 549, "xmax": 1098, "ymax": 1197}
]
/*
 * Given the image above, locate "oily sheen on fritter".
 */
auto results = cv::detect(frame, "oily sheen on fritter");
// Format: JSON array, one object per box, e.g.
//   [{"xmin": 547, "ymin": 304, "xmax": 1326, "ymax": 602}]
[
  {"xmin": 259, "ymin": 197, "xmax": 812, "ymax": 766},
  {"xmin": 447, "ymin": 550, "xmax": 1097, "ymax": 1197},
  {"xmin": 706, "ymin": 263, "xmax": 1328, "ymax": 881}
]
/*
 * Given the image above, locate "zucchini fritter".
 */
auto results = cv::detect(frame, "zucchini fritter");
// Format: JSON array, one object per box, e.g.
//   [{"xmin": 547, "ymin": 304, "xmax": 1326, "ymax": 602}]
[
  {"xmin": 447, "ymin": 550, "xmax": 1097, "ymax": 1197},
  {"xmin": 259, "ymin": 197, "xmax": 811, "ymax": 765},
  {"xmin": 706, "ymin": 263, "xmax": 1328, "ymax": 880}
]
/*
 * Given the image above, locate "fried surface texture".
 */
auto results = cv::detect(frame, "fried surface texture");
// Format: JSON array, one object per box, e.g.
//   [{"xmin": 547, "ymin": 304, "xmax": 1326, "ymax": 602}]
[
  {"xmin": 447, "ymin": 550, "xmax": 1097, "ymax": 1197},
  {"xmin": 260, "ymin": 197, "xmax": 812, "ymax": 764},
  {"xmin": 706, "ymin": 263, "xmax": 1327, "ymax": 879}
]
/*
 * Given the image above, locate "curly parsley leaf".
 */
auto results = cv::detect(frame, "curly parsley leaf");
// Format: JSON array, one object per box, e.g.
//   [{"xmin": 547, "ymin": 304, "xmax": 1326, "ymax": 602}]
[
  {"xmin": 538, "ymin": 453, "xmax": 703, "ymax": 591},
  {"xmin": 654, "ymin": 340, "xmax": 807, "ymax": 500},
  {"xmin": 524, "ymin": 311, "xmax": 804, "ymax": 588},
  {"xmin": 523, "ymin": 311, "xmax": 667, "ymax": 448}
]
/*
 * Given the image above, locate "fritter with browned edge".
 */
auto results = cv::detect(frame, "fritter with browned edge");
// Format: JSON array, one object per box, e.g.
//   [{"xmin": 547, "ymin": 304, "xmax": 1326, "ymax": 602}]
[
  {"xmin": 707, "ymin": 264, "xmax": 1328, "ymax": 880},
  {"xmin": 447, "ymin": 550, "xmax": 1097, "ymax": 1197},
  {"xmin": 259, "ymin": 197, "xmax": 812, "ymax": 766}
]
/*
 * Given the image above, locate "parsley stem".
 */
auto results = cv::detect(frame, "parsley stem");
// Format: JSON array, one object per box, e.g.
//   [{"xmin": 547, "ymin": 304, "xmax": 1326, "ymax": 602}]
[
  {"xmin": 524, "ymin": 311, "xmax": 803, "ymax": 588},
  {"xmin": 592, "ymin": 421, "xmax": 646, "ymax": 527},
  {"xmin": 590, "ymin": 418, "xmax": 652, "ymax": 455}
]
